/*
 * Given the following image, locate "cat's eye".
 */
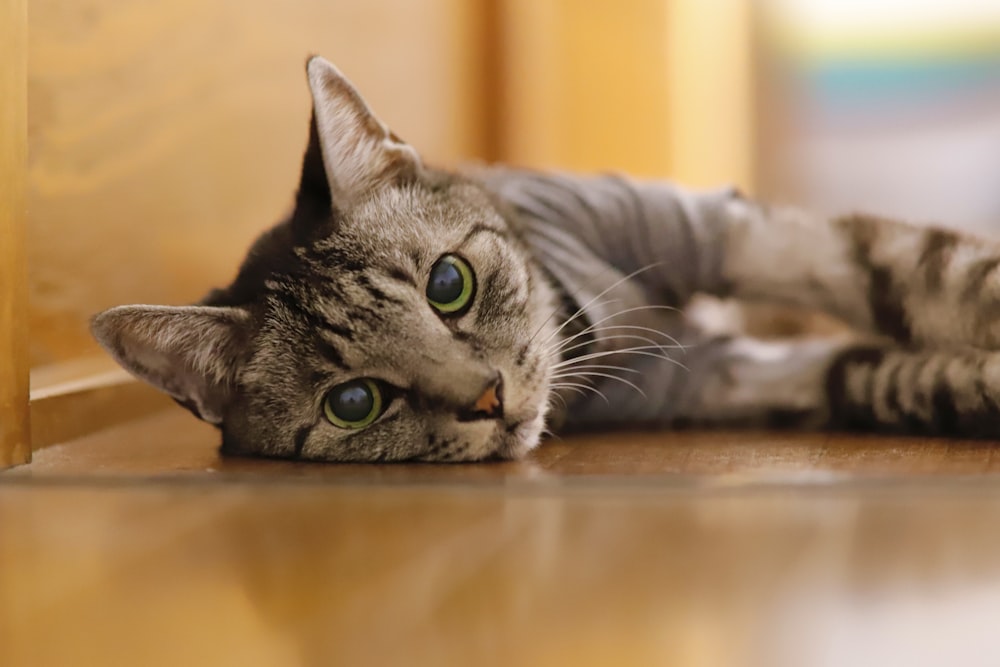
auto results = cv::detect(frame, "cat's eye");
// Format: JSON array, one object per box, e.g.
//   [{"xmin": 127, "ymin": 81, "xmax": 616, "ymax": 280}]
[
  {"xmin": 324, "ymin": 378, "xmax": 383, "ymax": 429},
  {"xmin": 426, "ymin": 254, "xmax": 475, "ymax": 315}
]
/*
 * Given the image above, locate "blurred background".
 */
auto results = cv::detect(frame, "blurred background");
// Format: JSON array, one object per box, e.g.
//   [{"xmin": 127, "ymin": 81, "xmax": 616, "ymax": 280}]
[
  {"xmin": 25, "ymin": 0, "xmax": 1000, "ymax": 371},
  {"xmin": 758, "ymin": 0, "xmax": 1000, "ymax": 230}
]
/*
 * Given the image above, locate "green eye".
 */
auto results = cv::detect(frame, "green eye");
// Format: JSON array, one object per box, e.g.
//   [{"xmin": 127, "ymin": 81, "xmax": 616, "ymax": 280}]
[
  {"xmin": 426, "ymin": 254, "xmax": 475, "ymax": 315},
  {"xmin": 324, "ymin": 379, "xmax": 383, "ymax": 429}
]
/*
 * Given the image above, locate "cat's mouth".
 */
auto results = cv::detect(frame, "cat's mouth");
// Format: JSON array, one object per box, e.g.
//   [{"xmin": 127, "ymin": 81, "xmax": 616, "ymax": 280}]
[{"xmin": 490, "ymin": 410, "xmax": 544, "ymax": 460}]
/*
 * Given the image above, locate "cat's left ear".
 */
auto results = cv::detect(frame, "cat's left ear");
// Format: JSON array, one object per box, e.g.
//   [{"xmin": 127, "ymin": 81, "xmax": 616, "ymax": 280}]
[{"xmin": 305, "ymin": 56, "xmax": 421, "ymax": 210}]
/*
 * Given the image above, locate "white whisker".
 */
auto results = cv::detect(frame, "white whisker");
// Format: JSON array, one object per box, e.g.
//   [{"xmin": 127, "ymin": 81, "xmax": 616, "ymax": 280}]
[
  {"xmin": 549, "ymin": 305, "xmax": 686, "ymax": 350},
  {"xmin": 553, "ymin": 333, "xmax": 683, "ymax": 360},
  {"xmin": 550, "ymin": 381, "xmax": 610, "ymax": 405},
  {"xmin": 548, "ymin": 391, "xmax": 570, "ymax": 410},
  {"xmin": 532, "ymin": 296, "xmax": 624, "ymax": 349},
  {"xmin": 549, "ymin": 383, "xmax": 588, "ymax": 399},
  {"xmin": 555, "ymin": 371, "xmax": 647, "ymax": 398},
  {"xmin": 549, "ymin": 322, "xmax": 685, "ymax": 356},
  {"xmin": 554, "ymin": 346, "xmax": 690, "ymax": 373},
  {"xmin": 550, "ymin": 363, "xmax": 642, "ymax": 377},
  {"xmin": 553, "ymin": 344, "xmax": 670, "ymax": 368},
  {"xmin": 539, "ymin": 263, "xmax": 665, "ymax": 347}
]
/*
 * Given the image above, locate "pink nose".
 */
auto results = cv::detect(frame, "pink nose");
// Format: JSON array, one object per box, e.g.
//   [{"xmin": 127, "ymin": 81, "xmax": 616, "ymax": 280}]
[
  {"xmin": 461, "ymin": 376, "xmax": 504, "ymax": 421},
  {"xmin": 474, "ymin": 380, "xmax": 502, "ymax": 415}
]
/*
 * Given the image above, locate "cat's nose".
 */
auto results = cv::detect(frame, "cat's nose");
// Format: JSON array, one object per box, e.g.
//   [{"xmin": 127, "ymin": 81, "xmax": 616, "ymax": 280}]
[{"xmin": 458, "ymin": 375, "xmax": 504, "ymax": 422}]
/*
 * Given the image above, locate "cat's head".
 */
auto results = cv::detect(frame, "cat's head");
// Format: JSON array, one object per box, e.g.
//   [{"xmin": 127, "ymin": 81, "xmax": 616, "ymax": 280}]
[{"xmin": 91, "ymin": 56, "xmax": 559, "ymax": 462}]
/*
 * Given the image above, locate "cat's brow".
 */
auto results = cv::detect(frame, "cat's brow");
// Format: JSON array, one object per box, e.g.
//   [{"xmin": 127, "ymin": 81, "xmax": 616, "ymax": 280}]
[
  {"xmin": 314, "ymin": 336, "xmax": 351, "ymax": 370},
  {"xmin": 384, "ymin": 264, "xmax": 417, "ymax": 287},
  {"xmin": 459, "ymin": 223, "xmax": 508, "ymax": 248}
]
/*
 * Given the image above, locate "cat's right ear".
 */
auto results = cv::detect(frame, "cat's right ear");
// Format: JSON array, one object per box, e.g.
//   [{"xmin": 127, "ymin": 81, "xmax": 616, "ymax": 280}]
[
  {"xmin": 290, "ymin": 110, "xmax": 335, "ymax": 235},
  {"xmin": 90, "ymin": 305, "xmax": 251, "ymax": 425},
  {"xmin": 303, "ymin": 56, "xmax": 421, "ymax": 210}
]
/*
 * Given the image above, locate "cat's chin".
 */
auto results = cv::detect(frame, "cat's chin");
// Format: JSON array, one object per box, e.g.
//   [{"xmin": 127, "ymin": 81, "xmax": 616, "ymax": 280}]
[{"xmin": 491, "ymin": 413, "xmax": 546, "ymax": 461}]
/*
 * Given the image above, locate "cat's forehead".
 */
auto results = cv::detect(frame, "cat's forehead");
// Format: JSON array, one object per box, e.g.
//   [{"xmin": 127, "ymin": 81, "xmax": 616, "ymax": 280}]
[
  {"xmin": 257, "ymin": 178, "xmax": 510, "ymax": 328},
  {"xmin": 340, "ymin": 179, "xmax": 500, "ymax": 249}
]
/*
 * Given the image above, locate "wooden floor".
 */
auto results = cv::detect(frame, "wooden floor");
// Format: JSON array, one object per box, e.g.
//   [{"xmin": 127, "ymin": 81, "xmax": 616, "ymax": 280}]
[{"xmin": 4, "ymin": 407, "xmax": 1000, "ymax": 666}]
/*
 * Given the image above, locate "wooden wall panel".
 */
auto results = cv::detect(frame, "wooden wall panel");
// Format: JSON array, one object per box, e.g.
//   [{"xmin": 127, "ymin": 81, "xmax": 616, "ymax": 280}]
[
  {"xmin": 665, "ymin": 0, "xmax": 755, "ymax": 191},
  {"xmin": 27, "ymin": 0, "xmax": 489, "ymax": 367},
  {"xmin": 1, "ymin": 0, "xmax": 31, "ymax": 467},
  {"xmin": 497, "ymin": 0, "xmax": 754, "ymax": 189},
  {"xmin": 498, "ymin": 0, "xmax": 673, "ymax": 176}
]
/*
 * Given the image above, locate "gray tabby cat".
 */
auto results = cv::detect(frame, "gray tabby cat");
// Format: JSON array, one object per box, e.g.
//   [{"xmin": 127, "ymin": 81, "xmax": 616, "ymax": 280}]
[{"xmin": 91, "ymin": 56, "xmax": 1000, "ymax": 461}]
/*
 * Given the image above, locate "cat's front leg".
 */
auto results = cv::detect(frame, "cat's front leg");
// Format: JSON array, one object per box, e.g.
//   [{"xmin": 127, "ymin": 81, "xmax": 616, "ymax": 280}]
[{"xmin": 723, "ymin": 198, "xmax": 1000, "ymax": 349}]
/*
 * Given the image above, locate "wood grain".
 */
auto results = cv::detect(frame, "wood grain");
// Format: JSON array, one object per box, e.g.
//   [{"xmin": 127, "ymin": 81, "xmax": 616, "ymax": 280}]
[
  {"xmin": 7, "ymin": 409, "xmax": 1000, "ymax": 664},
  {"xmin": 27, "ymin": 0, "xmax": 489, "ymax": 367},
  {"xmin": 0, "ymin": 0, "xmax": 31, "ymax": 468},
  {"xmin": 4, "ymin": 452, "xmax": 1000, "ymax": 666}
]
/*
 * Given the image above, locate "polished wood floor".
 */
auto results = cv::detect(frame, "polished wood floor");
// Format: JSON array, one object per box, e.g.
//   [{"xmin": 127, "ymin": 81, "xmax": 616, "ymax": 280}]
[{"xmin": 4, "ymin": 407, "xmax": 1000, "ymax": 666}]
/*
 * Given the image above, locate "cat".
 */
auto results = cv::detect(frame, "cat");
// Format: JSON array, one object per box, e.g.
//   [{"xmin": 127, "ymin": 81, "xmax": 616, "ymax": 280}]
[{"xmin": 91, "ymin": 56, "xmax": 1000, "ymax": 462}]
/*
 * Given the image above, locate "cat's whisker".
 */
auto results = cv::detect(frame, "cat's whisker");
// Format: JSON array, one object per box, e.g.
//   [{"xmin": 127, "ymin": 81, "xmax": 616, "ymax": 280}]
[
  {"xmin": 548, "ymin": 322, "xmax": 686, "ymax": 356},
  {"xmin": 548, "ymin": 328, "xmax": 659, "ymax": 355},
  {"xmin": 549, "ymin": 305, "xmax": 687, "ymax": 351},
  {"xmin": 553, "ymin": 346, "xmax": 691, "ymax": 373},
  {"xmin": 542, "ymin": 310, "xmax": 689, "ymax": 372},
  {"xmin": 524, "ymin": 250, "xmax": 649, "ymax": 345},
  {"xmin": 552, "ymin": 344, "xmax": 672, "ymax": 367},
  {"xmin": 550, "ymin": 381, "xmax": 611, "ymax": 405},
  {"xmin": 532, "ymin": 295, "xmax": 624, "ymax": 350},
  {"xmin": 538, "ymin": 263, "xmax": 666, "ymax": 347},
  {"xmin": 550, "ymin": 363, "xmax": 642, "ymax": 377},
  {"xmin": 548, "ymin": 382, "xmax": 589, "ymax": 399},
  {"xmin": 552, "ymin": 332, "xmax": 683, "ymax": 360},
  {"xmin": 558, "ymin": 371, "xmax": 648, "ymax": 398},
  {"xmin": 525, "ymin": 266, "xmax": 626, "ymax": 346},
  {"xmin": 548, "ymin": 391, "xmax": 569, "ymax": 410}
]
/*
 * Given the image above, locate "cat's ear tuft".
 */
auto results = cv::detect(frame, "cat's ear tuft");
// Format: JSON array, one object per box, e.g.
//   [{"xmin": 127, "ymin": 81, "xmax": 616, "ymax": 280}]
[
  {"xmin": 305, "ymin": 56, "xmax": 420, "ymax": 208},
  {"xmin": 90, "ymin": 305, "xmax": 252, "ymax": 425}
]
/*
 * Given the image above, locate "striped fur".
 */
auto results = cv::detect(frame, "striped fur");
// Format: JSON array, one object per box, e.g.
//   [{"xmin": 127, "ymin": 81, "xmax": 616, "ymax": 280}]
[{"xmin": 90, "ymin": 56, "xmax": 1000, "ymax": 462}]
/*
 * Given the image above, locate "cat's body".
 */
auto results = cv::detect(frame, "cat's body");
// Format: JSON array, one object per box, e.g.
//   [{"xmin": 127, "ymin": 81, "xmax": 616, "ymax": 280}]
[
  {"xmin": 92, "ymin": 57, "xmax": 1000, "ymax": 461},
  {"xmin": 475, "ymin": 167, "xmax": 1000, "ymax": 438}
]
